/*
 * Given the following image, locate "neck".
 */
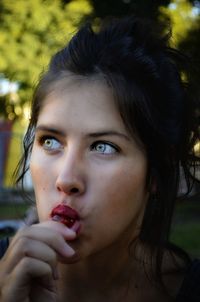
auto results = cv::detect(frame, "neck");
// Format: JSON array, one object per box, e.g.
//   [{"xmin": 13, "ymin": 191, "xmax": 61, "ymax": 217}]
[
  {"xmin": 56, "ymin": 240, "xmax": 139, "ymax": 301},
  {"xmin": 55, "ymin": 241, "xmax": 181, "ymax": 302}
]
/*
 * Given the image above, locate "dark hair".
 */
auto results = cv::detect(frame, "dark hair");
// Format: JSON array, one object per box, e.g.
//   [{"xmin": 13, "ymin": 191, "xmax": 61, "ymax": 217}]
[{"xmin": 16, "ymin": 16, "xmax": 200, "ymax": 294}]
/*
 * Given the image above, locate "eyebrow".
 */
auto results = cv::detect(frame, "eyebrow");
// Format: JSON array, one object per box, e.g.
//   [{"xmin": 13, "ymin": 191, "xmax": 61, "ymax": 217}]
[
  {"xmin": 35, "ymin": 125, "xmax": 66, "ymax": 137},
  {"xmin": 35, "ymin": 125, "xmax": 130, "ymax": 141},
  {"xmin": 87, "ymin": 131, "xmax": 130, "ymax": 141}
]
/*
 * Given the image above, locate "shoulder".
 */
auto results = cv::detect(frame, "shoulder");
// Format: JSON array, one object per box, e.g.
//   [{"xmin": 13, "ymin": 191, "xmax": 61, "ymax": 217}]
[
  {"xmin": 0, "ymin": 237, "xmax": 9, "ymax": 259},
  {"xmin": 176, "ymin": 259, "xmax": 200, "ymax": 302}
]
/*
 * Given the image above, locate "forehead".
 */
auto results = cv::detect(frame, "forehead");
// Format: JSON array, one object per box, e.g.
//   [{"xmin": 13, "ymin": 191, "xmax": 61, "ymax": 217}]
[
  {"xmin": 41, "ymin": 74, "xmax": 111, "ymax": 108},
  {"xmin": 37, "ymin": 76, "xmax": 127, "ymax": 133}
]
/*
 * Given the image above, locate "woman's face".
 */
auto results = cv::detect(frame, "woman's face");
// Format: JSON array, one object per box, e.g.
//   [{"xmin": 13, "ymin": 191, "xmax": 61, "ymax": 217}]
[{"xmin": 30, "ymin": 78, "xmax": 148, "ymax": 259}]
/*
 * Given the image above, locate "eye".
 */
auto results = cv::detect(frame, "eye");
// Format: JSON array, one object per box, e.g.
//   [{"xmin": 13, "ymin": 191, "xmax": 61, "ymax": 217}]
[
  {"xmin": 40, "ymin": 136, "xmax": 62, "ymax": 152},
  {"xmin": 91, "ymin": 141, "xmax": 119, "ymax": 155}
]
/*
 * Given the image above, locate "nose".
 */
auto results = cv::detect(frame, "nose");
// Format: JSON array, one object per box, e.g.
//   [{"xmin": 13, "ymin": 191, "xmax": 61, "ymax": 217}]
[{"xmin": 55, "ymin": 151, "xmax": 86, "ymax": 196}]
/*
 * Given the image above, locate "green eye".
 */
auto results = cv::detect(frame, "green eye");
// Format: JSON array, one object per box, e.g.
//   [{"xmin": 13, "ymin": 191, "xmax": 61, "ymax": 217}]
[{"xmin": 42, "ymin": 137, "xmax": 62, "ymax": 151}]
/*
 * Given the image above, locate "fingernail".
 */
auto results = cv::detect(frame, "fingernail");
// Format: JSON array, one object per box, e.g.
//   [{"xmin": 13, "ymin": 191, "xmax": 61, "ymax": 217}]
[
  {"xmin": 63, "ymin": 244, "xmax": 75, "ymax": 257},
  {"xmin": 64, "ymin": 228, "xmax": 76, "ymax": 237}
]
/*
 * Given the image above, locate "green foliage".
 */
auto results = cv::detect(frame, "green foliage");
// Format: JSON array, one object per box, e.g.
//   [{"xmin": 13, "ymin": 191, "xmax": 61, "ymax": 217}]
[
  {"xmin": 0, "ymin": 0, "xmax": 92, "ymax": 118},
  {"xmin": 159, "ymin": 0, "xmax": 200, "ymax": 112},
  {"xmin": 171, "ymin": 221, "xmax": 200, "ymax": 257},
  {"xmin": 171, "ymin": 199, "xmax": 200, "ymax": 257},
  {"xmin": 159, "ymin": 0, "xmax": 200, "ymax": 46},
  {"xmin": 0, "ymin": 0, "xmax": 199, "ymax": 120},
  {"xmin": 0, "ymin": 203, "xmax": 29, "ymax": 219}
]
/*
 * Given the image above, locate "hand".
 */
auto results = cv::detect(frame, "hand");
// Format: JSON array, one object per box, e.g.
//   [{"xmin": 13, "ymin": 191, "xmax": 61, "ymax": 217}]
[{"xmin": 0, "ymin": 221, "xmax": 77, "ymax": 302}]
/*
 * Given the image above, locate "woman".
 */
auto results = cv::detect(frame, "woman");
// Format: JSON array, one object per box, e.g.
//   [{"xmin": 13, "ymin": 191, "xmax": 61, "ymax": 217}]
[{"xmin": 0, "ymin": 16, "xmax": 199, "ymax": 301}]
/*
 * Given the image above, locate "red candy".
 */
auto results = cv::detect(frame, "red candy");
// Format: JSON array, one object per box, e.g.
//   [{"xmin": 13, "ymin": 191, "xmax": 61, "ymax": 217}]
[{"xmin": 50, "ymin": 204, "xmax": 79, "ymax": 228}]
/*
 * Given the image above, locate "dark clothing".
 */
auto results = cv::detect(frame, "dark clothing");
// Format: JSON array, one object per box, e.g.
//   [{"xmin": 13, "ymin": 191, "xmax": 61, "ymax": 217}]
[
  {"xmin": 0, "ymin": 238, "xmax": 199, "ymax": 301},
  {"xmin": 0, "ymin": 237, "xmax": 9, "ymax": 258},
  {"xmin": 176, "ymin": 259, "xmax": 200, "ymax": 302}
]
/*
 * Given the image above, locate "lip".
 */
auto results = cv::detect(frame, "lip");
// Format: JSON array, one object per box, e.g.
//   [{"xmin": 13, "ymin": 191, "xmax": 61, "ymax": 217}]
[{"xmin": 50, "ymin": 204, "xmax": 80, "ymax": 229}]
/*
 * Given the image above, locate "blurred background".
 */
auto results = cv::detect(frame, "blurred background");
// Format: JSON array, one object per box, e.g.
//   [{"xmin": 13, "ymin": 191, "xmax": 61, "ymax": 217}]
[{"xmin": 0, "ymin": 0, "xmax": 199, "ymax": 256}]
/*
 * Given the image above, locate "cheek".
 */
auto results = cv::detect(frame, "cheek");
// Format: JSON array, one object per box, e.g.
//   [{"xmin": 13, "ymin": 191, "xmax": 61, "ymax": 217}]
[
  {"xmin": 30, "ymin": 152, "xmax": 54, "ymax": 220},
  {"xmin": 100, "ymin": 159, "xmax": 147, "ymax": 198},
  {"xmin": 94, "ymin": 162, "xmax": 148, "ymax": 226},
  {"xmin": 109, "ymin": 170, "xmax": 147, "ymax": 215},
  {"xmin": 86, "ymin": 165, "xmax": 148, "ymax": 252},
  {"xmin": 30, "ymin": 159, "xmax": 48, "ymax": 191},
  {"xmin": 30, "ymin": 148, "xmax": 54, "ymax": 189}
]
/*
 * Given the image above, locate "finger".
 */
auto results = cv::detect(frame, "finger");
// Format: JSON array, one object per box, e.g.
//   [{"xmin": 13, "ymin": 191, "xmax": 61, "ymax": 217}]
[
  {"xmin": 2, "ymin": 225, "xmax": 76, "ymax": 277},
  {"xmin": 1, "ymin": 257, "xmax": 54, "ymax": 302},
  {"xmin": 9, "ymin": 223, "xmax": 76, "ymax": 258},
  {"xmin": 34, "ymin": 220, "xmax": 77, "ymax": 240},
  {"xmin": 3, "ymin": 238, "xmax": 58, "ymax": 276}
]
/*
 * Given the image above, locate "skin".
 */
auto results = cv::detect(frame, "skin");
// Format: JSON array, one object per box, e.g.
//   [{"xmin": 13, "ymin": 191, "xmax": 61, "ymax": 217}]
[
  {"xmin": 31, "ymin": 78, "xmax": 148, "ymax": 258},
  {"xmin": 0, "ymin": 78, "xmax": 150, "ymax": 302}
]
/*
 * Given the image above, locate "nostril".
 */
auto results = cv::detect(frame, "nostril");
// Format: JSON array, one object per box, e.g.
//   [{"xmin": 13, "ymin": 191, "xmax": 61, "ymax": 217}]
[
  {"xmin": 70, "ymin": 187, "xmax": 79, "ymax": 194},
  {"xmin": 56, "ymin": 179, "xmax": 84, "ymax": 195}
]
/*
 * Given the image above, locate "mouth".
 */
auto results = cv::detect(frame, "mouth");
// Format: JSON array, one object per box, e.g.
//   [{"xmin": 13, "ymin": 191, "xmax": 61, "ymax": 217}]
[{"xmin": 50, "ymin": 204, "xmax": 80, "ymax": 228}]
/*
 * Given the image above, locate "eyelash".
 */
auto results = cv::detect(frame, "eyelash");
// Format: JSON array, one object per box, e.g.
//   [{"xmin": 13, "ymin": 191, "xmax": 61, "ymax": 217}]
[
  {"xmin": 37, "ymin": 135, "xmax": 120, "ymax": 155},
  {"xmin": 37, "ymin": 135, "xmax": 62, "ymax": 151},
  {"xmin": 90, "ymin": 141, "xmax": 120, "ymax": 155},
  {"xmin": 38, "ymin": 135, "xmax": 52, "ymax": 144}
]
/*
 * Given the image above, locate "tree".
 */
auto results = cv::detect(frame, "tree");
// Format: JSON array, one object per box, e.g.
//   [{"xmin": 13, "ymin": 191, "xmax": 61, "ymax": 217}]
[
  {"xmin": 0, "ymin": 0, "xmax": 92, "ymax": 120},
  {"xmin": 159, "ymin": 0, "xmax": 200, "ymax": 45},
  {"xmin": 1, "ymin": 0, "xmax": 199, "ymax": 120},
  {"xmin": 159, "ymin": 0, "xmax": 200, "ymax": 99}
]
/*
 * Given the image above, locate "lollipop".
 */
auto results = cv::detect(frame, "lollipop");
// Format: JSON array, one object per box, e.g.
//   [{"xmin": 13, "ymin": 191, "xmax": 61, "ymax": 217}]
[{"xmin": 51, "ymin": 204, "xmax": 80, "ymax": 228}]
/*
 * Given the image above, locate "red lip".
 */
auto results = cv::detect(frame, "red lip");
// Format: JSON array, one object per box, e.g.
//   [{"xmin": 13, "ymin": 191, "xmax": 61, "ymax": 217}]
[{"xmin": 51, "ymin": 204, "xmax": 80, "ymax": 228}]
